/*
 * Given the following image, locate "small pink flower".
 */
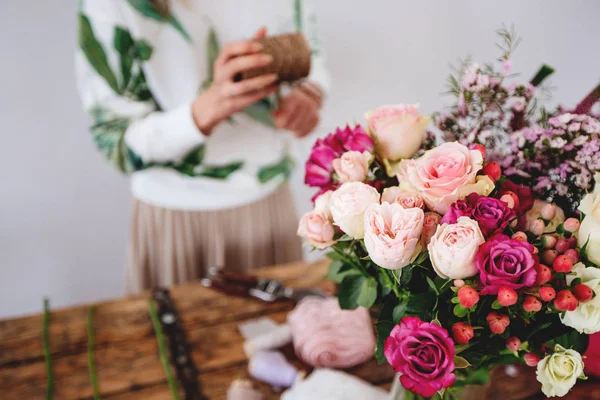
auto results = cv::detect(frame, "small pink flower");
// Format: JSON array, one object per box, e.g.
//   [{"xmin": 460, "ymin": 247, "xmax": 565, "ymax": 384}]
[
  {"xmin": 381, "ymin": 187, "xmax": 424, "ymax": 209},
  {"xmin": 523, "ymin": 295, "xmax": 542, "ymax": 312},
  {"xmin": 452, "ymin": 322, "xmax": 474, "ymax": 345},
  {"xmin": 297, "ymin": 211, "xmax": 336, "ymax": 249},
  {"xmin": 332, "ymin": 151, "xmax": 372, "ymax": 183},
  {"xmin": 486, "ymin": 312, "xmax": 510, "ymax": 334}
]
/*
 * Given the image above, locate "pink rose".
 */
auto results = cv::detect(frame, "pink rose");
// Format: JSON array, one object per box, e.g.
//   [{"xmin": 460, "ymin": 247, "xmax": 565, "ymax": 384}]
[
  {"xmin": 332, "ymin": 151, "xmax": 372, "ymax": 183},
  {"xmin": 297, "ymin": 211, "xmax": 336, "ymax": 249},
  {"xmin": 428, "ymin": 217, "xmax": 485, "ymax": 279},
  {"xmin": 364, "ymin": 104, "xmax": 430, "ymax": 162},
  {"xmin": 421, "ymin": 211, "xmax": 442, "ymax": 246},
  {"xmin": 363, "ymin": 202, "xmax": 424, "ymax": 270},
  {"xmin": 314, "ymin": 190, "xmax": 333, "ymax": 219},
  {"xmin": 381, "ymin": 187, "xmax": 424, "ymax": 209},
  {"xmin": 398, "ymin": 142, "xmax": 484, "ymax": 214},
  {"xmin": 385, "ymin": 317, "xmax": 456, "ymax": 398},
  {"xmin": 329, "ymin": 182, "xmax": 380, "ymax": 239}
]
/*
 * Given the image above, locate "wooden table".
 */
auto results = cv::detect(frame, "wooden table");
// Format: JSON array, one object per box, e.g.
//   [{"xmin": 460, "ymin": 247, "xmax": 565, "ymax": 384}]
[{"xmin": 0, "ymin": 260, "xmax": 393, "ymax": 399}]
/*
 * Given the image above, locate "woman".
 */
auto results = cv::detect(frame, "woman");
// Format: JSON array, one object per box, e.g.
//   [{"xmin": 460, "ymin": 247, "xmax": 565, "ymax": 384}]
[{"xmin": 76, "ymin": 0, "xmax": 329, "ymax": 293}]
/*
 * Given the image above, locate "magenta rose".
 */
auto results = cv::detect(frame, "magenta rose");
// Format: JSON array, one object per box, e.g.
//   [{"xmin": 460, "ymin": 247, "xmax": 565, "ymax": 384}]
[
  {"xmin": 442, "ymin": 194, "xmax": 516, "ymax": 237},
  {"xmin": 476, "ymin": 234, "xmax": 538, "ymax": 295},
  {"xmin": 384, "ymin": 317, "xmax": 456, "ymax": 398},
  {"xmin": 499, "ymin": 180, "xmax": 534, "ymax": 214},
  {"xmin": 441, "ymin": 199, "xmax": 473, "ymax": 224}
]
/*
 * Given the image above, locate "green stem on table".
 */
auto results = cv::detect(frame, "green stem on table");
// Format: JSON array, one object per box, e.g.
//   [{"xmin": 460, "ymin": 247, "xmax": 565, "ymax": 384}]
[
  {"xmin": 87, "ymin": 307, "xmax": 101, "ymax": 400},
  {"xmin": 148, "ymin": 300, "xmax": 181, "ymax": 400},
  {"xmin": 43, "ymin": 298, "xmax": 54, "ymax": 400}
]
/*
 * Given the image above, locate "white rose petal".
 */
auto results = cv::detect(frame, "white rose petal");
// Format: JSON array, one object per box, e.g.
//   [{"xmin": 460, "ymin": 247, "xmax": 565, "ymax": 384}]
[
  {"xmin": 536, "ymin": 345, "xmax": 584, "ymax": 398},
  {"xmin": 329, "ymin": 182, "xmax": 380, "ymax": 239}
]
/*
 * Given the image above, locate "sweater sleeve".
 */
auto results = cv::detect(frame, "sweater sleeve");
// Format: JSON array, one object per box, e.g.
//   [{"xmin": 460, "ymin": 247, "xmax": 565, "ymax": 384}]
[{"xmin": 75, "ymin": 1, "xmax": 205, "ymax": 173}]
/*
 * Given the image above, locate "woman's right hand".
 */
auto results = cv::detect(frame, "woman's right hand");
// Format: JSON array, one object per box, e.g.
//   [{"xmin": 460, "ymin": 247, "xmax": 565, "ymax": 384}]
[{"xmin": 192, "ymin": 33, "xmax": 278, "ymax": 135}]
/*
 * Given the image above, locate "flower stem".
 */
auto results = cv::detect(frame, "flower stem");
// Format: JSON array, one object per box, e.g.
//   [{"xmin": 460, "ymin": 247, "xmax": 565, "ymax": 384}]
[
  {"xmin": 42, "ymin": 298, "xmax": 54, "ymax": 400},
  {"xmin": 530, "ymin": 64, "xmax": 555, "ymax": 87},
  {"xmin": 574, "ymin": 82, "xmax": 600, "ymax": 115},
  {"xmin": 148, "ymin": 300, "xmax": 181, "ymax": 400},
  {"xmin": 87, "ymin": 307, "xmax": 101, "ymax": 400}
]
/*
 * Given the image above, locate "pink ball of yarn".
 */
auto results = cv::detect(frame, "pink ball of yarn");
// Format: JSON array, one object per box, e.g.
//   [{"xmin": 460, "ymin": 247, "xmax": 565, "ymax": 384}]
[{"xmin": 287, "ymin": 297, "xmax": 375, "ymax": 368}]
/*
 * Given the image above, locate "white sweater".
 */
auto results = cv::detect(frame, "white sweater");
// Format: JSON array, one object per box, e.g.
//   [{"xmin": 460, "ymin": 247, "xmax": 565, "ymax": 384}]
[{"xmin": 76, "ymin": 0, "xmax": 329, "ymax": 210}]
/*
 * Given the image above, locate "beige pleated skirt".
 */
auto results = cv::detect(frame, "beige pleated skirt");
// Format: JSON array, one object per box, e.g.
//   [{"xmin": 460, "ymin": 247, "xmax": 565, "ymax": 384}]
[{"xmin": 125, "ymin": 184, "xmax": 303, "ymax": 294}]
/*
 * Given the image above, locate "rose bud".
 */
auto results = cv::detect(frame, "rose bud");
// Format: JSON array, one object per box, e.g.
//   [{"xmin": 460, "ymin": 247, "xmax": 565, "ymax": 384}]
[
  {"xmin": 529, "ymin": 219, "xmax": 546, "ymax": 236},
  {"xmin": 500, "ymin": 193, "xmax": 516, "ymax": 209},
  {"xmin": 573, "ymin": 284, "xmax": 594, "ymax": 303},
  {"xmin": 498, "ymin": 286, "xmax": 518, "ymax": 307},
  {"xmin": 563, "ymin": 218, "xmax": 580, "ymax": 233},
  {"xmin": 553, "ymin": 255, "xmax": 573, "ymax": 273},
  {"xmin": 564, "ymin": 249, "xmax": 579, "ymax": 264},
  {"xmin": 483, "ymin": 161, "xmax": 502, "ymax": 182},
  {"xmin": 554, "ymin": 290, "xmax": 578, "ymax": 311},
  {"xmin": 539, "ymin": 286, "xmax": 557, "ymax": 302},
  {"xmin": 540, "ymin": 203, "xmax": 557, "ymax": 220},
  {"xmin": 470, "ymin": 143, "xmax": 486, "ymax": 158},
  {"xmin": 487, "ymin": 312, "xmax": 510, "ymax": 334},
  {"xmin": 511, "ymin": 231, "xmax": 528, "ymax": 241},
  {"xmin": 452, "ymin": 322, "xmax": 474, "ymax": 344},
  {"xmin": 458, "ymin": 286, "xmax": 479, "ymax": 308},
  {"xmin": 535, "ymin": 264, "xmax": 553, "ymax": 286},
  {"xmin": 524, "ymin": 352, "xmax": 541, "ymax": 367},
  {"xmin": 523, "ymin": 295, "xmax": 542, "ymax": 312},
  {"xmin": 555, "ymin": 238, "xmax": 571, "ymax": 253},
  {"xmin": 506, "ymin": 337, "xmax": 521, "ymax": 351},
  {"xmin": 542, "ymin": 235, "xmax": 558, "ymax": 249},
  {"xmin": 453, "ymin": 279, "xmax": 465, "ymax": 288},
  {"xmin": 542, "ymin": 249, "xmax": 559, "ymax": 265}
]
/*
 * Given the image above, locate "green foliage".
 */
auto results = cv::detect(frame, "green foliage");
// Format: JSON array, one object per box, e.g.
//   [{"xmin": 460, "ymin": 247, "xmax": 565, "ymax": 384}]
[
  {"xmin": 374, "ymin": 320, "xmax": 395, "ymax": 364},
  {"xmin": 258, "ymin": 156, "xmax": 295, "ymax": 184},
  {"xmin": 125, "ymin": 0, "xmax": 191, "ymax": 42},
  {"xmin": 338, "ymin": 275, "xmax": 377, "ymax": 310},
  {"xmin": 198, "ymin": 161, "xmax": 245, "ymax": 179}
]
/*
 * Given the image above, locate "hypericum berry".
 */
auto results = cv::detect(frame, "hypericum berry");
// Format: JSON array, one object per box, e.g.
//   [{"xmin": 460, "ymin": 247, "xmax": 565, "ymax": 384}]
[
  {"xmin": 555, "ymin": 290, "xmax": 578, "ymax": 311},
  {"xmin": 539, "ymin": 286, "xmax": 557, "ymax": 302},
  {"xmin": 553, "ymin": 255, "xmax": 573, "ymax": 273},
  {"xmin": 567, "ymin": 236, "xmax": 578, "ymax": 249},
  {"xmin": 511, "ymin": 231, "xmax": 528, "ymax": 241},
  {"xmin": 523, "ymin": 295, "xmax": 542, "ymax": 312},
  {"xmin": 457, "ymin": 286, "xmax": 479, "ymax": 308},
  {"xmin": 535, "ymin": 264, "xmax": 552, "ymax": 286},
  {"xmin": 573, "ymin": 284, "xmax": 594, "ymax": 303},
  {"xmin": 506, "ymin": 337, "xmax": 521, "ymax": 351},
  {"xmin": 498, "ymin": 286, "xmax": 518, "ymax": 307},
  {"xmin": 452, "ymin": 322, "xmax": 474, "ymax": 345},
  {"xmin": 542, "ymin": 235, "xmax": 558, "ymax": 249},
  {"xmin": 563, "ymin": 218, "xmax": 581, "ymax": 233},
  {"xmin": 529, "ymin": 220, "xmax": 546, "ymax": 236},
  {"xmin": 564, "ymin": 249, "xmax": 579, "ymax": 264},
  {"xmin": 486, "ymin": 312, "xmax": 510, "ymax": 334},
  {"xmin": 483, "ymin": 162, "xmax": 502, "ymax": 182},
  {"xmin": 524, "ymin": 352, "xmax": 541, "ymax": 367},
  {"xmin": 453, "ymin": 279, "xmax": 465, "ymax": 288},
  {"xmin": 555, "ymin": 238, "xmax": 571, "ymax": 253},
  {"xmin": 540, "ymin": 204, "xmax": 557, "ymax": 220},
  {"xmin": 470, "ymin": 143, "xmax": 486, "ymax": 158},
  {"xmin": 542, "ymin": 249, "xmax": 559, "ymax": 265}
]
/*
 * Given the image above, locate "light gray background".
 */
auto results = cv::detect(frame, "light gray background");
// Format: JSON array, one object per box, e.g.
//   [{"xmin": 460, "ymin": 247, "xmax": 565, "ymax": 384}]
[{"xmin": 1, "ymin": 1, "xmax": 599, "ymax": 318}]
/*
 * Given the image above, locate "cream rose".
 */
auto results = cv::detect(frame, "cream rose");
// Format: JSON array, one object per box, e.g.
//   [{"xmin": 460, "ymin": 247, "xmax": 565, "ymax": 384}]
[
  {"xmin": 536, "ymin": 345, "xmax": 584, "ymax": 398},
  {"xmin": 329, "ymin": 182, "xmax": 380, "ymax": 239},
  {"xmin": 428, "ymin": 216, "xmax": 485, "ymax": 279},
  {"xmin": 297, "ymin": 211, "xmax": 336, "ymax": 249},
  {"xmin": 561, "ymin": 262, "xmax": 600, "ymax": 334},
  {"xmin": 381, "ymin": 187, "xmax": 424, "ymax": 209},
  {"xmin": 525, "ymin": 200, "xmax": 566, "ymax": 234},
  {"xmin": 332, "ymin": 151, "xmax": 372, "ymax": 183},
  {"xmin": 364, "ymin": 104, "xmax": 430, "ymax": 162},
  {"xmin": 363, "ymin": 202, "xmax": 424, "ymax": 270},
  {"xmin": 578, "ymin": 172, "xmax": 600, "ymax": 265},
  {"xmin": 314, "ymin": 190, "xmax": 333, "ymax": 220},
  {"xmin": 398, "ymin": 142, "xmax": 484, "ymax": 215}
]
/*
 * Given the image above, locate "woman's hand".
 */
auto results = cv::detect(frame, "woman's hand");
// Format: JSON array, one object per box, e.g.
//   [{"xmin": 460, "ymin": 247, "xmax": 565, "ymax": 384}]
[
  {"xmin": 192, "ymin": 28, "xmax": 278, "ymax": 135},
  {"xmin": 272, "ymin": 85, "xmax": 322, "ymax": 138}
]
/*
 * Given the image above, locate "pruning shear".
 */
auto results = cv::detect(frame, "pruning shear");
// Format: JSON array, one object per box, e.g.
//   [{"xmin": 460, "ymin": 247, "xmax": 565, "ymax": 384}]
[{"xmin": 200, "ymin": 267, "xmax": 328, "ymax": 302}]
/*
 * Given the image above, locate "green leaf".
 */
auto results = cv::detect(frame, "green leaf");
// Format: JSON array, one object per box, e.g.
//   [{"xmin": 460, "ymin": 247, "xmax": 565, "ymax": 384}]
[
  {"xmin": 338, "ymin": 275, "xmax": 377, "ymax": 310},
  {"xmin": 530, "ymin": 64, "xmax": 555, "ymax": 87},
  {"xmin": 294, "ymin": 0, "xmax": 303, "ymax": 31},
  {"xmin": 491, "ymin": 300, "xmax": 503, "ymax": 310},
  {"xmin": 78, "ymin": 13, "xmax": 120, "ymax": 94},
  {"xmin": 182, "ymin": 144, "xmax": 205, "ymax": 166},
  {"xmin": 392, "ymin": 302, "xmax": 407, "ymax": 323},
  {"xmin": 258, "ymin": 156, "xmax": 295, "ymax": 184},
  {"xmin": 553, "ymin": 329, "xmax": 590, "ymax": 354},
  {"xmin": 426, "ymin": 276, "xmax": 439, "ymax": 295},
  {"xmin": 91, "ymin": 117, "xmax": 135, "ymax": 173},
  {"xmin": 406, "ymin": 292, "xmax": 436, "ymax": 314},
  {"xmin": 374, "ymin": 320, "xmax": 395, "ymax": 364},
  {"xmin": 453, "ymin": 304, "xmax": 469, "ymax": 318},
  {"xmin": 113, "ymin": 26, "xmax": 134, "ymax": 91},
  {"xmin": 134, "ymin": 40, "xmax": 153, "ymax": 61},
  {"xmin": 358, "ymin": 277, "xmax": 378, "ymax": 308},
  {"xmin": 198, "ymin": 161, "xmax": 244, "ymax": 179},
  {"xmin": 125, "ymin": 0, "xmax": 191, "ymax": 42},
  {"xmin": 326, "ymin": 260, "xmax": 358, "ymax": 283},
  {"xmin": 454, "ymin": 356, "xmax": 471, "ymax": 369},
  {"xmin": 454, "ymin": 368, "xmax": 490, "ymax": 387},
  {"xmin": 202, "ymin": 27, "xmax": 220, "ymax": 89},
  {"xmin": 242, "ymin": 102, "xmax": 275, "ymax": 127}
]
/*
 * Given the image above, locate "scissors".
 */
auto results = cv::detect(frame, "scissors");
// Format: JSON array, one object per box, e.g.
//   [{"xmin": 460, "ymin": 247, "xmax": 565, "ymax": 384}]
[{"xmin": 200, "ymin": 267, "xmax": 328, "ymax": 302}]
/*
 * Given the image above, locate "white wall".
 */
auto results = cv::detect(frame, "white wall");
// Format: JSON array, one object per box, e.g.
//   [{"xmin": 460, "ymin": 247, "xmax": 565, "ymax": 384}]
[{"xmin": 1, "ymin": 1, "xmax": 599, "ymax": 318}]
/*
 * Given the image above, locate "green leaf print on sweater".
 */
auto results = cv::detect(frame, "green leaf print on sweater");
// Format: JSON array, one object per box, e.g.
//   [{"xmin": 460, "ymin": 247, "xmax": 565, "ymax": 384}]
[
  {"xmin": 258, "ymin": 155, "xmax": 295, "ymax": 184},
  {"xmin": 125, "ymin": 0, "xmax": 192, "ymax": 42}
]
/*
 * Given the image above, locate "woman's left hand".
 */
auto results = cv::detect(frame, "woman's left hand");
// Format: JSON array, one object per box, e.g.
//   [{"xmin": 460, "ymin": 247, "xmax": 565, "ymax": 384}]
[{"xmin": 272, "ymin": 86, "xmax": 321, "ymax": 138}]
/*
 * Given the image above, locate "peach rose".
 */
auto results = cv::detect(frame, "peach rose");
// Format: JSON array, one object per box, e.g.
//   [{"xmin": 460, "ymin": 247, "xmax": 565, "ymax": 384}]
[
  {"xmin": 398, "ymin": 142, "xmax": 484, "ymax": 215},
  {"xmin": 363, "ymin": 202, "xmax": 424, "ymax": 270},
  {"xmin": 364, "ymin": 104, "xmax": 430, "ymax": 162},
  {"xmin": 381, "ymin": 187, "xmax": 424, "ymax": 209},
  {"xmin": 332, "ymin": 151, "xmax": 372, "ymax": 183},
  {"xmin": 297, "ymin": 211, "xmax": 336, "ymax": 249},
  {"xmin": 421, "ymin": 211, "xmax": 442, "ymax": 246},
  {"xmin": 329, "ymin": 182, "xmax": 380, "ymax": 239},
  {"xmin": 428, "ymin": 216, "xmax": 485, "ymax": 279}
]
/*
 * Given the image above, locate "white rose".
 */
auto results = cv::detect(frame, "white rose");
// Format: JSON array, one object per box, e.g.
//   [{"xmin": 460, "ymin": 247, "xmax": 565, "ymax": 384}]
[
  {"xmin": 329, "ymin": 182, "xmax": 380, "ymax": 239},
  {"xmin": 561, "ymin": 262, "xmax": 600, "ymax": 333},
  {"xmin": 428, "ymin": 217, "xmax": 485, "ymax": 279},
  {"xmin": 314, "ymin": 190, "xmax": 333, "ymax": 220},
  {"xmin": 578, "ymin": 172, "xmax": 600, "ymax": 265},
  {"xmin": 536, "ymin": 345, "xmax": 584, "ymax": 398},
  {"xmin": 332, "ymin": 151, "xmax": 372, "ymax": 183}
]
